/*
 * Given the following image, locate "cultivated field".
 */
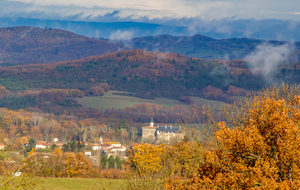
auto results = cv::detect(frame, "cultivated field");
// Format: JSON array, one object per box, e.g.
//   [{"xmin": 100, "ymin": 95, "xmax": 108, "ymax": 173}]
[{"xmin": 75, "ymin": 91, "xmax": 227, "ymax": 111}]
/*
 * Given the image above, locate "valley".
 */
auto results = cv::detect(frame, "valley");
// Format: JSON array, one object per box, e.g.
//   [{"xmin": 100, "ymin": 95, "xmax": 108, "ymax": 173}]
[{"xmin": 0, "ymin": 23, "xmax": 299, "ymax": 190}]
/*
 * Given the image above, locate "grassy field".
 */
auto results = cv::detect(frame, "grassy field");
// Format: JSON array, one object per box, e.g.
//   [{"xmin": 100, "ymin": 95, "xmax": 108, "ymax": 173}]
[
  {"xmin": 75, "ymin": 91, "xmax": 186, "ymax": 110},
  {"xmin": 28, "ymin": 178, "xmax": 126, "ymax": 190},
  {"xmin": 75, "ymin": 91, "xmax": 227, "ymax": 111}
]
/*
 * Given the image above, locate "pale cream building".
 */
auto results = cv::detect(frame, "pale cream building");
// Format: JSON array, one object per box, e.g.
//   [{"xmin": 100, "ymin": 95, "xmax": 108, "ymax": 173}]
[{"xmin": 142, "ymin": 120, "xmax": 184, "ymax": 143}]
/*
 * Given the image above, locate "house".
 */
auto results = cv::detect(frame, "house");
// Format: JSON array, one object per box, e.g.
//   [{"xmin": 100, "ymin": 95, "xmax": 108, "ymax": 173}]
[
  {"xmin": 0, "ymin": 143, "xmax": 5, "ymax": 150},
  {"xmin": 36, "ymin": 141, "xmax": 47, "ymax": 149},
  {"xmin": 92, "ymin": 136, "xmax": 128, "ymax": 159},
  {"xmin": 142, "ymin": 120, "xmax": 184, "ymax": 143},
  {"xmin": 100, "ymin": 143, "xmax": 113, "ymax": 150},
  {"xmin": 105, "ymin": 142, "xmax": 122, "ymax": 148},
  {"xmin": 85, "ymin": 151, "xmax": 92, "ymax": 157},
  {"xmin": 55, "ymin": 142, "xmax": 64, "ymax": 149},
  {"xmin": 53, "ymin": 138, "xmax": 58, "ymax": 143},
  {"xmin": 92, "ymin": 144, "xmax": 100, "ymax": 150}
]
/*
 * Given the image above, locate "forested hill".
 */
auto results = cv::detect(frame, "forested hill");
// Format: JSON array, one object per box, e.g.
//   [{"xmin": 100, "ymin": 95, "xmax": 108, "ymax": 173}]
[
  {"xmin": 1, "ymin": 49, "xmax": 300, "ymax": 101},
  {"xmin": 0, "ymin": 26, "xmax": 122, "ymax": 64},
  {"xmin": 114, "ymin": 34, "xmax": 300, "ymax": 60},
  {"xmin": 1, "ymin": 26, "xmax": 299, "ymax": 64}
]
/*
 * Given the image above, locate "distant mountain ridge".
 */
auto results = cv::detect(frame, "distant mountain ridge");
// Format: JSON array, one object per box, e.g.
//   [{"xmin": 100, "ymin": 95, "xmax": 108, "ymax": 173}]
[
  {"xmin": 1, "ymin": 17, "xmax": 300, "ymax": 41},
  {"xmin": 0, "ymin": 17, "xmax": 187, "ymax": 39},
  {"xmin": 0, "ymin": 26, "xmax": 299, "ymax": 64},
  {"xmin": 113, "ymin": 34, "xmax": 300, "ymax": 60},
  {"xmin": 0, "ymin": 26, "xmax": 121, "ymax": 63}
]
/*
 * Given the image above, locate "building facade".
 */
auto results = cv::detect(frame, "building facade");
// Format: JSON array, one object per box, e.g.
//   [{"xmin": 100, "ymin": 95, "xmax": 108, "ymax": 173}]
[{"xmin": 142, "ymin": 120, "xmax": 184, "ymax": 143}]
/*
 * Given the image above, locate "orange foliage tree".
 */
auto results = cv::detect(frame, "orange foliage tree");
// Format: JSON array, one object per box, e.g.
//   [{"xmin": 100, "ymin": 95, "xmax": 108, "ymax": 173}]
[
  {"xmin": 166, "ymin": 95, "xmax": 300, "ymax": 189},
  {"xmin": 126, "ymin": 143, "xmax": 165, "ymax": 176}
]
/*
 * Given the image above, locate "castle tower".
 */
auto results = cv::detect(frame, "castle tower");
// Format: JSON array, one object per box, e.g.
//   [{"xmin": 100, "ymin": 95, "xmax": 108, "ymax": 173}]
[
  {"xmin": 150, "ymin": 118, "xmax": 154, "ymax": 127},
  {"xmin": 99, "ymin": 136, "xmax": 103, "ymax": 145}
]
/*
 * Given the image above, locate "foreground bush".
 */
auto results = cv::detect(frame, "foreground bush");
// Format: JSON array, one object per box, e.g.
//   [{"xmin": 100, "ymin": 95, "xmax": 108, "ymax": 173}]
[
  {"xmin": 125, "ymin": 142, "xmax": 202, "ymax": 190},
  {"xmin": 166, "ymin": 95, "xmax": 300, "ymax": 189}
]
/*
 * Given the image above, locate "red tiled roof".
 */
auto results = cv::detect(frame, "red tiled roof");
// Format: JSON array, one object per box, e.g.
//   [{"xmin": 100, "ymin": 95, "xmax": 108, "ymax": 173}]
[{"xmin": 101, "ymin": 144, "xmax": 112, "ymax": 146}]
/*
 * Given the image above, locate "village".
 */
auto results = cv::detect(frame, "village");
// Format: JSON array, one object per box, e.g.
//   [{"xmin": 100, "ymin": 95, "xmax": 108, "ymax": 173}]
[{"xmin": 0, "ymin": 120, "xmax": 184, "ymax": 168}]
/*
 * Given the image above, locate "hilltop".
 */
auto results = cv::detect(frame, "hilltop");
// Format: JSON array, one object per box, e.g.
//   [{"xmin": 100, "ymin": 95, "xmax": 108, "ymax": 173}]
[{"xmin": 0, "ymin": 26, "xmax": 122, "ymax": 64}]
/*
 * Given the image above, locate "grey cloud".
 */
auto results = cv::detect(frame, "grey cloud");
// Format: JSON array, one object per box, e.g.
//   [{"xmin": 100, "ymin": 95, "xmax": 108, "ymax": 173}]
[{"xmin": 244, "ymin": 42, "xmax": 296, "ymax": 83}]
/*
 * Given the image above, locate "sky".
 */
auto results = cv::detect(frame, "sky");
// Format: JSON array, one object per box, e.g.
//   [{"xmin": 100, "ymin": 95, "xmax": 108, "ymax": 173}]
[
  {"xmin": 1, "ymin": 0, "xmax": 300, "ymax": 22},
  {"xmin": 0, "ymin": 0, "xmax": 300, "ymax": 41}
]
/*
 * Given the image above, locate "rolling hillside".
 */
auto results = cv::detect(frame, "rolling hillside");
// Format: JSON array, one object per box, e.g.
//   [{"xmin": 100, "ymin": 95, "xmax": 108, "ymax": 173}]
[
  {"xmin": 0, "ymin": 26, "xmax": 122, "ymax": 63},
  {"xmin": 115, "ymin": 34, "xmax": 300, "ymax": 60},
  {"xmin": 1, "ymin": 26, "xmax": 299, "ymax": 64},
  {"xmin": 0, "ymin": 49, "xmax": 297, "ymax": 122},
  {"xmin": 0, "ymin": 49, "xmax": 298, "ymax": 101}
]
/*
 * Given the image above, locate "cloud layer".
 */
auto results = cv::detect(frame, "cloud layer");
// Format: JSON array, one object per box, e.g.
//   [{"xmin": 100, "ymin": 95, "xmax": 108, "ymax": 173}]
[
  {"xmin": 1, "ymin": 0, "xmax": 300, "ymax": 41},
  {"xmin": 3, "ymin": 0, "xmax": 300, "ymax": 21}
]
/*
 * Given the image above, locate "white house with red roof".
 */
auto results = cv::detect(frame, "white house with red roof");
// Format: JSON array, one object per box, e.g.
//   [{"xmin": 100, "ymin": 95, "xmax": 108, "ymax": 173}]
[{"xmin": 36, "ymin": 141, "xmax": 47, "ymax": 149}]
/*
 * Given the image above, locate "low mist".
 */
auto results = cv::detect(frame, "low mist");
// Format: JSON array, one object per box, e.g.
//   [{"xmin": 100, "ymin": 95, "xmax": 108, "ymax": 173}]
[{"xmin": 244, "ymin": 42, "xmax": 296, "ymax": 83}]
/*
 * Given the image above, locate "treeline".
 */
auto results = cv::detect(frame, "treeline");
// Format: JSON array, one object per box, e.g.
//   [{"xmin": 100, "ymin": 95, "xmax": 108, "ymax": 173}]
[
  {"xmin": 120, "ymin": 103, "xmax": 202, "ymax": 123},
  {"xmin": 0, "ymin": 85, "xmax": 109, "ymax": 110},
  {"xmin": 0, "ymin": 108, "xmax": 141, "ymax": 152},
  {"xmin": 0, "ymin": 84, "xmax": 204, "ymax": 124},
  {"xmin": 21, "ymin": 148, "xmax": 125, "ymax": 179}
]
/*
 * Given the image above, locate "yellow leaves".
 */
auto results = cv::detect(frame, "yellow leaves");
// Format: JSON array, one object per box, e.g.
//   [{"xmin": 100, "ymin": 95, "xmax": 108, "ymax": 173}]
[
  {"xmin": 65, "ymin": 157, "xmax": 71, "ymax": 177},
  {"xmin": 28, "ymin": 148, "xmax": 35, "ymax": 156},
  {"xmin": 64, "ymin": 152, "xmax": 95, "ymax": 178},
  {"xmin": 166, "ymin": 95, "xmax": 300, "ymax": 189},
  {"xmin": 19, "ymin": 136, "xmax": 28, "ymax": 144},
  {"xmin": 126, "ymin": 141, "xmax": 203, "ymax": 182},
  {"xmin": 52, "ymin": 147, "xmax": 63, "ymax": 158},
  {"xmin": 130, "ymin": 143, "xmax": 164, "ymax": 175}
]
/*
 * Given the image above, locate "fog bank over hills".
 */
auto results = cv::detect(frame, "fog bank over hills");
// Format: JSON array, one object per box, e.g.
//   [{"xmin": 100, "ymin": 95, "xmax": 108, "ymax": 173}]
[
  {"xmin": 1, "ymin": 17, "xmax": 300, "ymax": 41},
  {"xmin": 112, "ymin": 35, "xmax": 300, "ymax": 60},
  {"xmin": 0, "ymin": 26, "xmax": 299, "ymax": 64}
]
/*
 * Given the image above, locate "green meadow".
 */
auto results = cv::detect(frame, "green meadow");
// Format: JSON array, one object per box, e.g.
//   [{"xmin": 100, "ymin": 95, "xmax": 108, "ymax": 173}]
[
  {"xmin": 75, "ymin": 91, "xmax": 227, "ymax": 111},
  {"xmin": 39, "ymin": 178, "xmax": 125, "ymax": 190}
]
